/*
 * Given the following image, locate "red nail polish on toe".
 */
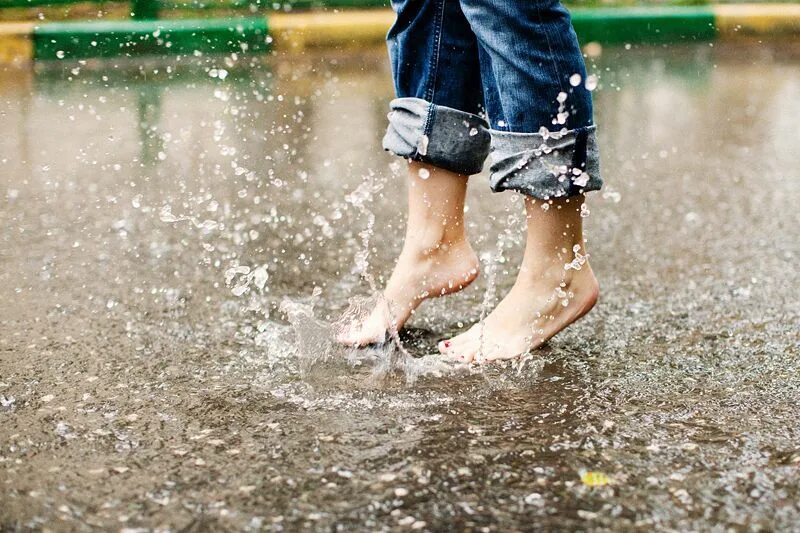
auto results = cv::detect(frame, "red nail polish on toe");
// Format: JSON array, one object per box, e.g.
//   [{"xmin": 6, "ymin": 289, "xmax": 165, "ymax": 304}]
[{"xmin": 444, "ymin": 341, "xmax": 451, "ymax": 348}]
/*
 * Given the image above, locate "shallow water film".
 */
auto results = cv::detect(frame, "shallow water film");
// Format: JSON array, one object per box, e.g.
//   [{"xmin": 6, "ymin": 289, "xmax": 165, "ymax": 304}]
[{"xmin": 1, "ymin": 42, "xmax": 800, "ymax": 531}]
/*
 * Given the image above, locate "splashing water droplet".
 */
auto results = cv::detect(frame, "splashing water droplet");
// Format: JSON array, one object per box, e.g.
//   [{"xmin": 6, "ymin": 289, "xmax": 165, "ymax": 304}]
[
  {"xmin": 159, "ymin": 205, "xmax": 179, "ymax": 223},
  {"xmin": 418, "ymin": 168, "xmax": 430, "ymax": 180},
  {"xmin": 252, "ymin": 266, "xmax": 269, "ymax": 291},
  {"xmin": 417, "ymin": 135, "xmax": 429, "ymax": 156},
  {"xmin": 231, "ymin": 285, "xmax": 248, "ymax": 297},
  {"xmin": 573, "ymin": 172, "xmax": 590, "ymax": 187},
  {"xmin": 569, "ymin": 73, "xmax": 582, "ymax": 87}
]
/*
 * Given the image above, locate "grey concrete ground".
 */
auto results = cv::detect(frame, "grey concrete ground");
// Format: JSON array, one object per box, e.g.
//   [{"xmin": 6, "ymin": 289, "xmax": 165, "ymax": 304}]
[{"xmin": 1, "ymin": 43, "xmax": 799, "ymax": 531}]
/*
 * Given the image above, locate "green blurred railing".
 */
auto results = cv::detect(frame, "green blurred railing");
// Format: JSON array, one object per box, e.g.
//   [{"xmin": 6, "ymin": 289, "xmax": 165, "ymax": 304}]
[
  {"xmin": 1, "ymin": 0, "xmax": 728, "ymax": 61},
  {"xmin": 132, "ymin": 0, "xmax": 159, "ymax": 19}
]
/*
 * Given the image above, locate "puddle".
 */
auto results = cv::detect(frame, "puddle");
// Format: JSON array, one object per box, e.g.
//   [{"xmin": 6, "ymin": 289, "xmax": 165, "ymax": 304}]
[{"xmin": 0, "ymin": 43, "xmax": 799, "ymax": 530}]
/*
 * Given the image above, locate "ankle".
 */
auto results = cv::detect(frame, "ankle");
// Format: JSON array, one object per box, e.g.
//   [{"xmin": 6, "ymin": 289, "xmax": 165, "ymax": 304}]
[
  {"xmin": 515, "ymin": 260, "xmax": 595, "ymax": 290},
  {"xmin": 403, "ymin": 224, "xmax": 469, "ymax": 258}
]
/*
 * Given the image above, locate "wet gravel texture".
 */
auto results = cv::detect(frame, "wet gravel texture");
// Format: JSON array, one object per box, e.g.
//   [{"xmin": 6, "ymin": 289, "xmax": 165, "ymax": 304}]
[{"xmin": 1, "ymin": 42, "xmax": 799, "ymax": 531}]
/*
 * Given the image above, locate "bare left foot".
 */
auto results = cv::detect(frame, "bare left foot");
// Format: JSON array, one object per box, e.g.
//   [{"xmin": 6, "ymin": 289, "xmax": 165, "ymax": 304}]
[
  {"xmin": 438, "ymin": 264, "xmax": 599, "ymax": 363},
  {"xmin": 439, "ymin": 194, "xmax": 598, "ymax": 363}
]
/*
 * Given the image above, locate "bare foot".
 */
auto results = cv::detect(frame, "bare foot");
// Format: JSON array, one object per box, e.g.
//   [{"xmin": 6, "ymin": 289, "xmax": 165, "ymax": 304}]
[
  {"xmin": 336, "ymin": 240, "xmax": 479, "ymax": 346},
  {"xmin": 438, "ymin": 263, "xmax": 599, "ymax": 364},
  {"xmin": 336, "ymin": 161, "xmax": 478, "ymax": 347},
  {"xmin": 438, "ymin": 194, "xmax": 599, "ymax": 363}
]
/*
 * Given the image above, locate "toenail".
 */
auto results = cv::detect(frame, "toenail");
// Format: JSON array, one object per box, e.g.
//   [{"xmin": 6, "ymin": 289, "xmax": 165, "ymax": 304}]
[{"xmin": 444, "ymin": 341, "xmax": 451, "ymax": 348}]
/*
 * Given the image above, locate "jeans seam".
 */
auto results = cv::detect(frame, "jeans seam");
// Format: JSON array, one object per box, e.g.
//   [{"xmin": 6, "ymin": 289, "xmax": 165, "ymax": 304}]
[
  {"xmin": 422, "ymin": 101, "xmax": 437, "ymax": 139},
  {"xmin": 479, "ymin": 45, "xmax": 509, "ymax": 132},
  {"xmin": 424, "ymin": 0, "xmax": 446, "ymax": 103},
  {"xmin": 535, "ymin": 4, "xmax": 565, "ymax": 97}
]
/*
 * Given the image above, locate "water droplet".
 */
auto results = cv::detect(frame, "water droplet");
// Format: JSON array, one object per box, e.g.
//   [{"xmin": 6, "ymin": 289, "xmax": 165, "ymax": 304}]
[
  {"xmin": 159, "ymin": 205, "xmax": 179, "ymax": 223},
  {"xmin": 417, "ymin": 135, "xmax": 429, "ymax": 156},
  {"xmin": 573, "ymin": 172, "xmax": 590, "ymax": 187},
  {"xmin": 252, "ymin": 267, "xmax": 269, "ymax": 291},
  {"xmin": 232, "ymin": 285, "xmax": 248, "ymax": 297}
]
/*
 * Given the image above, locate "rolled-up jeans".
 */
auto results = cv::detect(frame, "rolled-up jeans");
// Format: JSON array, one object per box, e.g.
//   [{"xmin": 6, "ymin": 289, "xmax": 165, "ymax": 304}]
[{"xmin": 383, "ymin": 0, "xmax": 602, "ymax": 199}]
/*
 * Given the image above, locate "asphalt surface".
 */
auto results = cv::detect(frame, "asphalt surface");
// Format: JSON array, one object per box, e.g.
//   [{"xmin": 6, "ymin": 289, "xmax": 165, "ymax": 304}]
[{"xmin": 1, "ymin": 42, "xmax": 799, "ymax": 531}]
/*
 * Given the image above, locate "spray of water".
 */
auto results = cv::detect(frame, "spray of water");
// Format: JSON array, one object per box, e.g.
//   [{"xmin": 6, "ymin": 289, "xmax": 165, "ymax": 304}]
[{"xmin": 332, "ymin": 170, "xmax": 419, "ymax": 379}]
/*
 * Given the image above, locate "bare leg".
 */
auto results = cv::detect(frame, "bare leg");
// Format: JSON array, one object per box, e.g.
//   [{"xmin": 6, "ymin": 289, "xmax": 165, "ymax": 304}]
[
  {"xmin": 337, "ymin": 161, "xmax": 480, "ymax": 346},
  {"xmin": 438, "ymin": 195, "xmax": 599, "ymax": 363}
]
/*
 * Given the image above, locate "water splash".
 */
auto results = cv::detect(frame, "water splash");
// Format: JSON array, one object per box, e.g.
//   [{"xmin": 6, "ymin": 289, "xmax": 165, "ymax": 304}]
[
  {"xmin": 473, "ymin": 204, "xmax": 524, "ymax": 364},
  {"xmin": 279, "ymin": 287, "xmax": 338, "ymax": 377},
  {"xmin": 340, "ymin": 171, "xmax": 417, "ymax": 372}
]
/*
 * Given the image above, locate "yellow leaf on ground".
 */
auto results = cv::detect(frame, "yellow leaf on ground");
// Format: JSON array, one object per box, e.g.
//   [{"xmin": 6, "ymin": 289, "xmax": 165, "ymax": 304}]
[{"xmin": 581, "ymin": 471, "xmax": 612, "ymax": 487}]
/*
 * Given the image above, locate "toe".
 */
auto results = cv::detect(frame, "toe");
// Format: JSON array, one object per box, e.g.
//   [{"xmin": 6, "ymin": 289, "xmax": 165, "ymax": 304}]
[
  {"xmin": 445, "ymin": 326, "xmax": 480, "ymax": 347},
  {"xmin": 335, "ymin": 323, "xmax": 384, "ymax": 347},
  {"xmin": 336, "ymin": 333, "xmax": 362, "ymax": 348},
  {"xmin": 475, "ymin": 343, "xmax": 523, "ymax": 364},
  {"xmin": 448, "ymin": 338, "xmax": 482, "ymax": 363},
  {"xmin": 438, "ymin": 332, "xmax": 470, "ymax": 355},
  {"xmin": 460, "ymin": 345, "xmax": 480, "ymax": 364}
]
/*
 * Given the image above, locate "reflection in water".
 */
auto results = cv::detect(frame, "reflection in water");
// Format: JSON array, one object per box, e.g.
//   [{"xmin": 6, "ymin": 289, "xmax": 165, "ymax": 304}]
[
  {"xmin": 137, "ymin": 83, "xmax": 164, "ymax": 165},
  {"xmin": 0, "ymin": 43, "xmax": 799, "ymax": 530}
]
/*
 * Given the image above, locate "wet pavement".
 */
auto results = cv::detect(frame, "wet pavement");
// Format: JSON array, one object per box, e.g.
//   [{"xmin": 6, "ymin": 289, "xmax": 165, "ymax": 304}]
[{"xmin": 1, "ymin": 42, "xmax": 799, "ymax": 531}]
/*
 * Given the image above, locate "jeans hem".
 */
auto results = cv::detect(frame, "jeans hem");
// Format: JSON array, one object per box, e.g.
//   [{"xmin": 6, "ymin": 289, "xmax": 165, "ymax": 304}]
[
  {"xmin": 382, "ymin": 97, "xmax": 491, "ymax": 176},
  {"xmin": 488, "ymin": 126, "xmax": 602, "ymax": 200}
]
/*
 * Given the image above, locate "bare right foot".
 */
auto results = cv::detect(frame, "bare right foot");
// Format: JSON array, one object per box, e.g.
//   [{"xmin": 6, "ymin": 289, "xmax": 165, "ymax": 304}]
[
  {"xmin": 335, "ymin": 161, "xmax": 477, "ymax": 347},
  {"xmin": 336, "ymin": 240, "xmax": 479, "ymax": 346}
]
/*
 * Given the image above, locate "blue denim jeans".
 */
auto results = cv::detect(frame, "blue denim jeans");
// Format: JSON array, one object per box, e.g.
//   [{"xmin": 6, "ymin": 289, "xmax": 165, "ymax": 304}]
[{"xmin": 382, "ymin": 0, "xmax": 602, "ymax": 199}]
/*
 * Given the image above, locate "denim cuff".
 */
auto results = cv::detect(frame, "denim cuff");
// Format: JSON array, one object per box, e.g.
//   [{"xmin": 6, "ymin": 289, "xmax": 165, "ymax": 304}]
[
  {"xmin": 489, "ymin": 126, "xmax": 602, "ymax": 199},
  {"xmin": 382, "ymin": 97, "xmax": 491, "ymax": 176}
]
